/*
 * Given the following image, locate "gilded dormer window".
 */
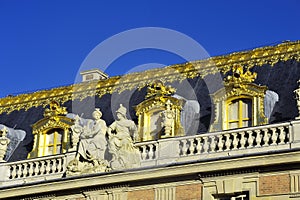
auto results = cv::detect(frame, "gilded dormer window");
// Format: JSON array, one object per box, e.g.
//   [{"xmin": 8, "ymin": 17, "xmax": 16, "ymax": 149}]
[
  {"xmin": 29, "ymin": 101, "xmax": 74, "ymax": 158},
  {"xmin": 210, "ymin": 65, "xmax": 267, "ymax": 132}
]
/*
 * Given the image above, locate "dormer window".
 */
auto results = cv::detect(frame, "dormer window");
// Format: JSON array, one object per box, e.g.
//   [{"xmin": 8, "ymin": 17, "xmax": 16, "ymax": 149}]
[
  {"xmin": 29, "ymin": 101, "xmax": 74, "ymax": 158},
  {"xmin": 210, "ymin": 65, "xmax": 267, "ymax": 132},
  {"xmin": 227, "ymin": 97, "xmax": 252, "ymax": 129}
]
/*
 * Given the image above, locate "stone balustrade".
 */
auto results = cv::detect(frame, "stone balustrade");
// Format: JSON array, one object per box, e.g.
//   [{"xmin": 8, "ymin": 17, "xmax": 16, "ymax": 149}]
[
  {"xmin": 0, "ymin": 153, "xmax": 71, "ymax": 186},
  {"xmin": 1, "ymin": 120, "xmax": 300, "ymax": 187},
  {"xmin": 179, "ymin": 122, "xmax": 291, "ymax": 158}
]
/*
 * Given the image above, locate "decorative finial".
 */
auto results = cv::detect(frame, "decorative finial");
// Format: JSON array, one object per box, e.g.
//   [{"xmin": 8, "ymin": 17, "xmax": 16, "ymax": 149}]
[
  {"xmin": 145, "ymin": 80, "xmax": 176, "ymax": 99},
  {"xmin": 225, "ymin": 65, "xmax": 257, "ymax": 86},
  {"xmin": 44, "ymin": 101, "xmax": 67, "ymax": 117}
]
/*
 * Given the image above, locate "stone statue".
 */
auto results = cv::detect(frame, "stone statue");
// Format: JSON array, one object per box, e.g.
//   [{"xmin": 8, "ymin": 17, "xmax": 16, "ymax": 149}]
[
  {"xmin": 67, "ymin": 108, "xmax": 109, "ymax": 175},
  {"xmin": 108, "ymin": 104, "xmax": 141, "ymax": 170},
  {"xmin": 294, "ymin": 80, "xmax": 300, "ymax": 119},
  {"xmin": 0, "ymin": 127, "xmax": 10, "ymax": 162},
  {"xmin": 0, "ymin": 124, "xmax": 26, "ymax": 161},
  {"xmin": 161, "ymin": 100, "xmax": 175, "ymax": 137}
]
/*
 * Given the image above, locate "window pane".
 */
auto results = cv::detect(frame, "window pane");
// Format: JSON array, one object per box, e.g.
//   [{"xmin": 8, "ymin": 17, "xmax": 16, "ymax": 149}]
[
  {"xmin": 229, "ymin": 122, "xmax": 238, "ymax": 129},
  {"xmin": 242, "ymin": 120, "xmax": 250, "ymax": 128},
  {"xmin": 47, "ymin": 132, "xmax": 54, "ymax": 145},
  {"xmin": 55, "ymin": 132, "xmax": 62, "ymax": 145},
  {"xmin": 46, "ymin": 146, "xmax": 53, "ymax": 156},
  {"xmin": 56, "ymin": 145, "xmax": 62, "ymax": 154},
  {"xmin": 241, "ymin": 99, "xmax": 252, "ymax": 119},
  {"xmin": 228, "ymin": 101, "xmax": 238, "ymax": 120}
]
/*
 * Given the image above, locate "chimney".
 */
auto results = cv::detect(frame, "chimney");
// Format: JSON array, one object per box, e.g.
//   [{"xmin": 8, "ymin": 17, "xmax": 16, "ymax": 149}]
[{"xmin": 80, "ymin": 69, "xmax": 109, "ymax": 82}]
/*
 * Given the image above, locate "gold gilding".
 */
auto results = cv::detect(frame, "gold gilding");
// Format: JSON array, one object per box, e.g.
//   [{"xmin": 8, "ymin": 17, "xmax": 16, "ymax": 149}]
[
  {"xmin": 29, "ymin": 101, "xmax": 74, "ymax": 158},
  {"xmin": 0, "ymin": 41, "xmax": 299, "ymax": 114}
]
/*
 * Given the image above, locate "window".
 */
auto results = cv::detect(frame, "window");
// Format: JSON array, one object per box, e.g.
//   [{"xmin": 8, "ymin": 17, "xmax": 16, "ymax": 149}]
[
  {"xmin": 41, "ymin": 129, "xmax": 63, "ymax": 156},
  {"xmin": 227, "ymin": 98, "xmax": 252, "ymax": 129},
  {"xmin": 214, "ymin": 192, "xmax": 249, "ymax": 200}
]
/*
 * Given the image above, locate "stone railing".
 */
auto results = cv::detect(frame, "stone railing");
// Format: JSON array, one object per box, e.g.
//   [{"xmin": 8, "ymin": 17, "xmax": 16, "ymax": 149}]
[
  {"xmin": 0, "ymin": 153, "xmax": 72, "ymax": 186},
  {"xmin": 1, "ymin": 120, "xmax": 300, "ymax": 187},
  {"xmin": 179, "ymin": 122, "xmax": 290, "ymax": 157}
]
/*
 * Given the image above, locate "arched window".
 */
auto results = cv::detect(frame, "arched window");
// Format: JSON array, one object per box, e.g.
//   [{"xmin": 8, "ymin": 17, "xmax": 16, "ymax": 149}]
[{"xmin": 227, "ymin": 98, "xmax": 252, "ymax": 129}]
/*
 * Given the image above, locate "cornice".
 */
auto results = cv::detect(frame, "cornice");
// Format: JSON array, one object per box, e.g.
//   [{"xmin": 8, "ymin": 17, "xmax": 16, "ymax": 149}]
[
  {"xmin": 1, "ymin": 151, "xmax": 300, "ymax": 198},
  {"xmin": 0, "ymin": 40, "xmax": 299, "ymax": 114}
]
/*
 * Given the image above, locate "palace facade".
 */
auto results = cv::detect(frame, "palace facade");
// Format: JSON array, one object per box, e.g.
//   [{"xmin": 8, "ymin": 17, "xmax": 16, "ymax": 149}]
[{"xmin": 0, "ymin": 41, "xmax": 300, "ymax": 200}]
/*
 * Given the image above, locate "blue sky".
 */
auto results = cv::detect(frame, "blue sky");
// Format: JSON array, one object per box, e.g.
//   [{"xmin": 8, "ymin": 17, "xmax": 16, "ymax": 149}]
[{"xmin": 0, "ymin": 0, "xmax": 299, "ymax": 97}]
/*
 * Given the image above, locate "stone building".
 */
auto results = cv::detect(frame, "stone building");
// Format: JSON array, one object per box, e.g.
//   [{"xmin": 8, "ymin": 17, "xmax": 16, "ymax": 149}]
[{"xmin": 0, "ymin": 41, "xmax": 300, "ymax": 199}]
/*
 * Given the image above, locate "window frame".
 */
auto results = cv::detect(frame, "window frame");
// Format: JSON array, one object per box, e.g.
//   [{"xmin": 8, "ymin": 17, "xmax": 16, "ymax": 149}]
[{"xmin": 226, "ymin": 96, "xmax": 253, "ymax": 130}]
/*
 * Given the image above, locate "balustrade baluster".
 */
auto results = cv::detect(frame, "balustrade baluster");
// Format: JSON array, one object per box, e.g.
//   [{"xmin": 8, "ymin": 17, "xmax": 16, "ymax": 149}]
[
  {"xmin": 51, "ymin": 159, "xmax": 57, "ymax": 173},
  {"xmin": 141, "ymin": 146, "xmax": 147, "ymax": 160},
  {"xmin": 34, "ymin": 161, "xmax": 40, "ymax": 175},
  {"xmin": 225, "ymin": 134, "xmax": 231, "ymax": 151},
  {"xmin": 203, "ymin": 137, "xmax": 209, "ymax": 153},
  {"xmin": 148, "ymin": 144, "xmax": 154, "ymax": 159},
  {"xmin": 153, "ymin": 144, "xmax": 158, "ymax": 159},
  {"xmin": 270, "ymin": 128, "xmax": 278, "ymax": 146},
  {"xmin": 22, "ymin": 163, "xmax": 28, "ymax": 177},
  {"xmin": 239, "ymin": 132, "xmax": 246, "ymax": 149},
  {"xmin": 45, "ymin": 160, "xmax": 51, "ymax": 174},
  {"xmin": 189, "ymin": 139, "xmax": 195, "ymax": 155},
  {"xmin": 195, "ymin": 138, "xmax": 202, "ymax": 155},
  {"xmin": 17, "ymin": 164, "xmax": 22, "ymax": 178},
  {"xmin": 255, "ymin": 130, "xmax": 262, "ymax": 147},
  {"xmin": 232, "ymin": 133, "xmax": 238, "ymax": 150},
  {"xmin": 278, "ymin": 127, "xmax": 285, "ymax": 144},
  {"xmin": 181, "ymin": 140, "xmax": 188, "ymax": 156},
  {"xmin": 57, "ymin": 158, "xmax": 62, "ymax": 172},
  {"xmin": 28, "ymin": 162, "xmax": 34, "ymax": 177},
  {"xmin": 217, "ymin": 135, "xmax": 224, "ymax": 152},
  {"xmin": 263, "ymin": 129, "xmax": 270, "ymax": 147},
  {"xmin": 40, "ymin": 161, "xmax": 45, "ymax": 175},
  {"xmin": 10, "ymin": 165, "xmax": 17, "ymax": 179},
  {"xmin": 247, "ymin": 131, "xmax": 254, "ymax": 148},
  {"xmin": 209, "ymin": 136, "xmax": 216, "ymax": 152}
]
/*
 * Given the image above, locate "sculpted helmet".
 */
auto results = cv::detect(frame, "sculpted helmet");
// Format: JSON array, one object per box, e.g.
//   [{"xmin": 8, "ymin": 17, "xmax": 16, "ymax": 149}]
[
  {"xmin": 116, "ymin": 104, "xmax": 127, "ymax": 117},
  {"xmin": 92, "ymin": 108, "xmax": 102, "ymax": 118}
]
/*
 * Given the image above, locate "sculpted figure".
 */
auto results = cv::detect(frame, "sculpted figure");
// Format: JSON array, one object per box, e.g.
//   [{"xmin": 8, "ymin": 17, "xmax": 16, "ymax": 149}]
[
  {"xmin": 77, "ymin": 108, "xmax": 107, "ymax": 164},
  {"xmin": 67, "ymin": 108, "xmax": 108, "ymax": 175},
  {"xmin": 108, "ymin": 104, "xmax": 140, "ymax": 170},
  {"xmin": 0, "ymin": 127, "xmax": 10, "ymax": 162},
  {"xmin": 161, "ymin": 100, "xmax": 175, "ymax": 137},
  {"xmin": 295, "ymin": 80, "xmax": 300, "ymax": 119}
]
